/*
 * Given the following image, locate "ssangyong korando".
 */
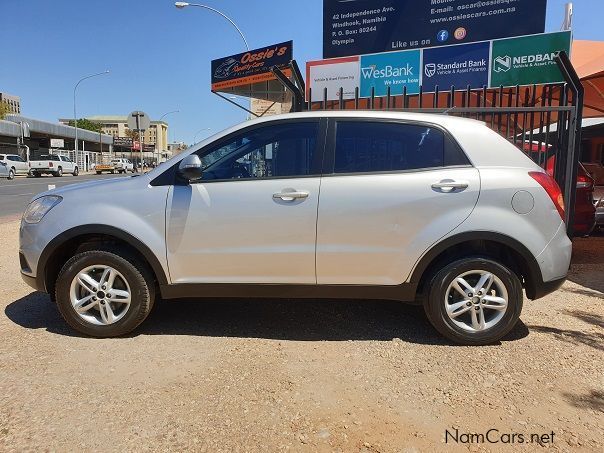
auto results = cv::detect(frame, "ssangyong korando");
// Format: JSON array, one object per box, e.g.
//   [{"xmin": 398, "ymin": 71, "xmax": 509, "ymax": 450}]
[{"xmin": 19, "ymin": 112, "xmax": 572, "ymax": 345}]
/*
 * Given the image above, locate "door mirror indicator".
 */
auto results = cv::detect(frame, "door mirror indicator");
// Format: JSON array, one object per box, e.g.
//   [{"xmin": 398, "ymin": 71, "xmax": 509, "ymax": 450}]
[{"xmin": 178, "ymin": 155, "xmax": 203, "ymax": 182}]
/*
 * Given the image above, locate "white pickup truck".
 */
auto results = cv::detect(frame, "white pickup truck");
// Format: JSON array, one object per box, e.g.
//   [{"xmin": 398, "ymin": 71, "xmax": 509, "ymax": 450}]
[{"xmin": 30, "ymin": 154, "xmax": 78, "ymax": 177}]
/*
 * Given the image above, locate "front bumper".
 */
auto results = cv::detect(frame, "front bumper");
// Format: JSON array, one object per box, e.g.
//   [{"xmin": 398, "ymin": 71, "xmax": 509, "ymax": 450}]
[{"xmin": 21, "ymin": 271, "xmax": 43, "ymax": 292}]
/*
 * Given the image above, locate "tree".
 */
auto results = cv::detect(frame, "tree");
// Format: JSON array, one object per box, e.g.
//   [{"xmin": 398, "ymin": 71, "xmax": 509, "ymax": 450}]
[
  {"xmin": 0, "ymin": 101, "xmax": 10, "ymax": 120},
  {"xmin": 67, "ymin": 118, "xmax": 103, "ymax": 133},
  {"xmin": 125, "ymin": 129, "xmax": 140, "ymax": 141}
]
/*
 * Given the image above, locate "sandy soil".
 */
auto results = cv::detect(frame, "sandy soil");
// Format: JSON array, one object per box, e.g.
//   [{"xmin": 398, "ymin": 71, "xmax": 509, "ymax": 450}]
[{"xmin": 0, "ymin": 219, "xmax": 602, "ymax": 452}]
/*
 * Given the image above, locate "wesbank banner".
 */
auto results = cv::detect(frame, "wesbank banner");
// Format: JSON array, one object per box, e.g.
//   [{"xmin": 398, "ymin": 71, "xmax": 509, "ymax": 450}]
[
  {"xmin": 360, "ymin": 50, "xmax": 421, "ymax": 96},
  {"xmin": 306, "ymin": 31, "xmax": 572, "ymax": 100},
  {"xmin": 490, "ymin": 31, "xmax": 572, "ymax": 88}
]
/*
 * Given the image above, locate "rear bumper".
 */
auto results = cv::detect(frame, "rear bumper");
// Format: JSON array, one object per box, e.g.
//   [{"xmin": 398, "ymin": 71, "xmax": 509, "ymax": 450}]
[
  {"xmin": 529, "ymin": 276, "xmax": 566, "ymax": 300},
  {"xmin": 528, "ymin": 221, "xmax": 571, "ymax": 300}
]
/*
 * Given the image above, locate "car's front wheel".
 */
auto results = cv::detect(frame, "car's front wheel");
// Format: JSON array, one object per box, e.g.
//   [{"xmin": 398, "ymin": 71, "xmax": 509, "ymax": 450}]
[
  {"xmin": 423, "ymin": 257, "xmax": 523, "ymax": 345},
  {"xmin": 72, "ymin": 166, "xmax": 79, "ymax": 176},
  {"xmin": 8, "ymin": 168, "xmax": 15, "ymax": 180},
  {"xmin": 55, "ymin": 250, "xmax": 155, "ymax": 337}
]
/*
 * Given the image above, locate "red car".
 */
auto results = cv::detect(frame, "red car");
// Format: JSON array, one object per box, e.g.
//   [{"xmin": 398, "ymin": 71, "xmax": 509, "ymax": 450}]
[
  {"xmin": 545, "ymin": 157, "xmax": 596, "ymax": 236},
  {"xmin": 522, "ymin": 144, "xmax": 596, "ymax": 236}
]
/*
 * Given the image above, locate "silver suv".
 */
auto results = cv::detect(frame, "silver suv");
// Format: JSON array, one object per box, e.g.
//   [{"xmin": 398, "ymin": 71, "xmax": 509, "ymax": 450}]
[{"xmin": 19, "ymin": 112, "xmax": 571, "ymax": 345}]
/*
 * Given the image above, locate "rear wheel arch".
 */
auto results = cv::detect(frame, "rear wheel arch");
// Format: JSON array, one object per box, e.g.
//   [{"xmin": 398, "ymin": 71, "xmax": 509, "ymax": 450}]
[
  {"xmin": 39, "ymin": 225, "xmax": 168, "ymax": 296},
  {"xmin": 411, "ymin": 232, "xmax": 542, "ymax": 300}
]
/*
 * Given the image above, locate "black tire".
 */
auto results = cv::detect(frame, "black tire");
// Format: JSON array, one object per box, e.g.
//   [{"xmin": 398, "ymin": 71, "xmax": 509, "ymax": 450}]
[
  {"xmin": 53, "ymin": 167, "xmax": 63, "ymax": 177},
  {"xmin": 33, "ymin": 172, "xmax": 41, "ymax": 177},
  {"xmin": 72, "ymin": 166, "xmax": 79, "ymax": 176},
  {"xmin": 8, "ymin": 168, "xmax": 15, "ymax": 180},
  {"xmin": 96, "ymin": 171, "xmax": 102, "ymax": 175},
  {"xmin": 423, "ymin": 257, "xmax": 523, "ymax": 346},
  {"xmin": 55, "ymin": 250, "xmax": 155, "ymax": 338}
]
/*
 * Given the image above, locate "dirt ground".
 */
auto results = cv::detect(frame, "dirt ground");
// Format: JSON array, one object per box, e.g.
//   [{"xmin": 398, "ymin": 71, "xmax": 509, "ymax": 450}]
[{"xmin": 0, "ymin": 218, "xmax": 602, "ymax": 452}]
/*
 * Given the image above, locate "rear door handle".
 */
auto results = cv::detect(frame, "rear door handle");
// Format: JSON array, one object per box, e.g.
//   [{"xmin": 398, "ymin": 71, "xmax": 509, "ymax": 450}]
[
  {"xmin": 431, "ymin": 180, "xmax": 469, "ymax": 192},
  {"xmin": 273, "ymin": 190, "xmax": 309, "ymax": 201}
]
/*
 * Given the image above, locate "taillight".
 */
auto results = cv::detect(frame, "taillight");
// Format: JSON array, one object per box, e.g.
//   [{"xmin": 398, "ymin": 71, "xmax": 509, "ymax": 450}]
[
  {"xmin": 529, "ymin": 171, "xmax": 565, "ymax": 220},
  {"xmin": 576, "ymin": 173, "xmax": 594, "ymax": 190},
  {"xmin": 49, "ymin": 162, "xmax": 53, "ymax": 167}
]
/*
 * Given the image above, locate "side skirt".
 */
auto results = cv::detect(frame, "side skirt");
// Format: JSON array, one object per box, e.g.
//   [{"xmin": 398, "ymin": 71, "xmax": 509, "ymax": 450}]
[{"xmin": 159, "ymin": 283, "xmax": 418, "ymax": 303}]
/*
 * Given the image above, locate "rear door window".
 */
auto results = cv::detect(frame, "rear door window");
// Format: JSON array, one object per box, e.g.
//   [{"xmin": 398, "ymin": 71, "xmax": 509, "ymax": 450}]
[{"xmin": 332, "ymin": 121, "xmax": 469, "ymax": 174}]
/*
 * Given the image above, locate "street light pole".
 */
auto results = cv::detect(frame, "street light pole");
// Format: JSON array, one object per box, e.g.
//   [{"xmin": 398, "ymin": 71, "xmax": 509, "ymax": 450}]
[
  {"xmin": 174, "ymin": 2, "xmax": 249, "ymax": 51},
  {"xmin": 73, "ymin": 70, "xmax": 109, "ymax": 171},
  {"xmin": 157, "ymin": 110, "xmax": 179, "ymax": 165},
  {"xmin": 194, "ymin": 128, "xmax": 211, "ymax": 145}
]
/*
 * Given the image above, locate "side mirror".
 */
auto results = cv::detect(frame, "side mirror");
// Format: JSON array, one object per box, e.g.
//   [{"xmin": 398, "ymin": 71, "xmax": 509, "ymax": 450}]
[{"xmin": 178, "ymin": 154, "xmax": 203, "ymax": 182}]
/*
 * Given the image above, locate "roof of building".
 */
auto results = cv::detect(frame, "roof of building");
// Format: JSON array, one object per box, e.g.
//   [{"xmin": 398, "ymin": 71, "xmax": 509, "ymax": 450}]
[{"xmin": 3, "ymin": 115, "xmax": 113, "ymax": 144}]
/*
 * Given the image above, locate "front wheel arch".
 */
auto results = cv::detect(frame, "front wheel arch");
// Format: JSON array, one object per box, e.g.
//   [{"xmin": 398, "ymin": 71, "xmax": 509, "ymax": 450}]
[{"xmin": 39, "ymin": 225, "xmax": 169, "ymax": 297}]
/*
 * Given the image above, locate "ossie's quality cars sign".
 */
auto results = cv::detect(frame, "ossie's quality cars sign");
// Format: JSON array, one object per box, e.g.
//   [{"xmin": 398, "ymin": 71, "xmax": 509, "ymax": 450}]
[{"xmin": 211, "ymin": 41, "xmax": 293, "ymax": 91}]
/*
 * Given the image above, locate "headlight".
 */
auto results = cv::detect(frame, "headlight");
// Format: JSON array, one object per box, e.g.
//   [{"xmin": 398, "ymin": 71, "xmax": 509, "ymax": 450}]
[{"xmin": 23, "ymin": 195, "xmax": 62, "ymax": 224}]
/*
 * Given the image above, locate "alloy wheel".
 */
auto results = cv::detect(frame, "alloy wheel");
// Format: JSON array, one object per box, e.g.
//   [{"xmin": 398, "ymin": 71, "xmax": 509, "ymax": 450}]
[
  {"xmin": 444, "ymin": 270, "xmax": 509, "ymax": 332},
  {"xmin": 69, "ymin": 265, "xmax": 132, "ymax": 326}
]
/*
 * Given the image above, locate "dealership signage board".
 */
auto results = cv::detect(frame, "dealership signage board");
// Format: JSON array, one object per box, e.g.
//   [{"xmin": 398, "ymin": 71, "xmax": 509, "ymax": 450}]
[
  {"xmin": 114, "ymin": 137, "xmax": 133, "ymax": 147},
  {"xmin": 307, "ymin": 56, "xmax": 360, "ymax": 102},
  {"xmin": 490, "ymin": 31, "xmax": 572, "ymax": 88},
  {"xmin": 307, "ymin": 31, "xmax": 572, "ymax": 99},
  {"xmin": 50, "ymin": 138, "xmax": 64, "ymax": 148},
  {"xmin": 211, "ymin": 41, "xmax": 293, "ymax": 91},
  {"xmin": 323, "ymin": 0, "xmax": 547, "ymax": 58},
  {"xmin": 360, "ymin": 50, "xmax": 421, "ymax": 97},
  {"xmin": 422, "ymin": 41, "xmax": 489, "ymax": 92}
]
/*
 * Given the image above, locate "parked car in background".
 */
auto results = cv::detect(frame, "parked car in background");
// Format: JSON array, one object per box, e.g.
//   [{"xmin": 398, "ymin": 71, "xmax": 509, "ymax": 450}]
[
  {"xmin": 594, "ymin": 187, "xmax": 604, "ymax": 231},
  {"xmin": 523, "ymin": 145, "xmax": 596, "ymax": 236},
  {"xmin": 19, "ymin": 112, "xmax": 572, "ymax": 345},
  {"xmin": 111, "ymin": 158, "xmax": 134, "ymax": 173},
  {"xmin": 545, "ymin": 157, "xmax": 596, "ymax": 236},
  {"xmin": 0, "ymin": 161, "xmax": 11, "ymax": 179},
  {"xmin": 583, "ymin": 162, "xmax": 604, "ymax": 186},
  {"xmin": 0, "ymin": 153, "xmax": 29, "ymax": 179},
  {"xmin": 29, "ymin": 154, "xmax": 78, "ymax": 177}
]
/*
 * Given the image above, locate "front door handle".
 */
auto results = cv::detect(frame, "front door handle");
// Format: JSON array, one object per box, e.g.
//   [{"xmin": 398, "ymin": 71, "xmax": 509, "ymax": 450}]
[
  {"xmin": 431, "ymin": 180, "xmax": 469, "ymax": 192},
  {"xmin": 273, "ymin": 190, "xmax": 309, "ymax": 202}
]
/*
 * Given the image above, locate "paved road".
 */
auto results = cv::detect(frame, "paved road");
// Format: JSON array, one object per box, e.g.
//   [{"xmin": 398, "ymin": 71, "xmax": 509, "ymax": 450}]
[{"xmin": 0, "ymin": 173, "xmax": 124, "ymax": 220}]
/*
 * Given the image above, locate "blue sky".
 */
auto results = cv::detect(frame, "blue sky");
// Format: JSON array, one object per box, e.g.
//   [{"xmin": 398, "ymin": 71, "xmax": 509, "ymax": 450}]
[{"xmin": 0, "ymin": 0, "xmax": 602, "ymax": 144}]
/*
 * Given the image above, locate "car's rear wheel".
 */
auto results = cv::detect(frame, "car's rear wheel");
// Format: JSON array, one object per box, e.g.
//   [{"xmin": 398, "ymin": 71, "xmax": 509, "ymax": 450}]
[
  {"xmin": 423, "ymin": 257, "xmax": 523, "ymax": 345},
  {"xmin": 72, "ymin": 166, "xmax": 79, "ymax": 176},
  {"xmin": 55, "ymin": 250, "xmax": 155, "ymax": 337},
  {"xmin": 53, "ymin": 167, "xmax": 63, "ymax": 177}
]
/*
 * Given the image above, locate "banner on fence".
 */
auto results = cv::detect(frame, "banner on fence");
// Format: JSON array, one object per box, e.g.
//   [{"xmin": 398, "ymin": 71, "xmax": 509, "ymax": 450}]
[
  {"xmin": 306, "ymin": 56, "xmax": 360, "ymax": 102},
  {"xmin": 307, "ymin": 31, "xmax": 572, "ymax": 100}
]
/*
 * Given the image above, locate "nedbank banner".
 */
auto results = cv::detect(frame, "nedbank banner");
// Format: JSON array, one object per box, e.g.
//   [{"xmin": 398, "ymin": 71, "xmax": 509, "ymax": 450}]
[
  {"xmin": 306, "ymin": 31, "xmax": 571, "ymax": 99},
  {"xmin": 490, "ymin": 32, "xmax": 572, "ymax": 87}
]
